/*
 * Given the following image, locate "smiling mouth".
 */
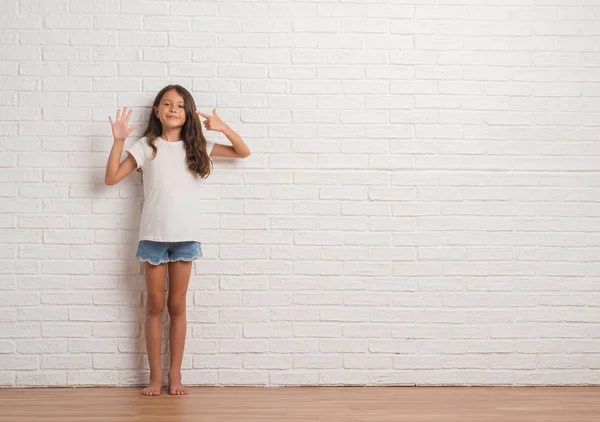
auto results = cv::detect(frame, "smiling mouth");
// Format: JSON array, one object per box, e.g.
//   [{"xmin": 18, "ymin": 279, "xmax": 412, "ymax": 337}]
[{"xmin": 167, "ymin": 116, "xmax": 179, "ymax": 120}]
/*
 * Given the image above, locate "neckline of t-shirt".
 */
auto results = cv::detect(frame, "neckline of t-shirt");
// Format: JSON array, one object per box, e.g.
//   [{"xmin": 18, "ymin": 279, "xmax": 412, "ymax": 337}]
[{"xmin": 158, "ymin": 136, "xmax": 182, "ymax": 143}]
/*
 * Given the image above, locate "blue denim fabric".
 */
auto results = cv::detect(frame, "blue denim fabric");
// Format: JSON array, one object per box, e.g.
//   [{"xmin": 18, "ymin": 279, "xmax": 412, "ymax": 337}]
[{"xmin": 136, "ymin": 240, "xmax": 202, "ymax": 265}]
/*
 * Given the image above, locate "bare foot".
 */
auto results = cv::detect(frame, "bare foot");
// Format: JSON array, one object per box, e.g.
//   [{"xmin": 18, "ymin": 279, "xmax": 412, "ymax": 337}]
[
  {"xmin": 141, "ymin": 379, "xmax": 162, "ymax": 396},
  {"xmin": 168, "ymin": 371, "xmax": 188, "ymax": 395}
]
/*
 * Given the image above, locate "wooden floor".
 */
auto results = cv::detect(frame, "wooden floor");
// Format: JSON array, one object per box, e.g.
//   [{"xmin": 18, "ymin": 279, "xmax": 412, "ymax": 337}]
[{"xmin": 1, "ymin": 386, "xmax": 599, "ymax": 421}]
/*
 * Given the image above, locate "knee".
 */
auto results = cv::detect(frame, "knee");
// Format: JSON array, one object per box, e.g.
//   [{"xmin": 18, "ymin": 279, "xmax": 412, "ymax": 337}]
[
  {"xmin": 167, "ymin": 297, "xmax": 186, "ymax": 317},
  {"xmin": 146, "ymin": 296, "xmax": 165, "ymax": 316}
]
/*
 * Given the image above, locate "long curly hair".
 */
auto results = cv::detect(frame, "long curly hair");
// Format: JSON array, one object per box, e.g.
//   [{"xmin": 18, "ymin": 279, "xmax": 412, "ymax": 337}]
[{"xmin": 142, "ymin": 85, "xmax": 212, "ymax": 178}]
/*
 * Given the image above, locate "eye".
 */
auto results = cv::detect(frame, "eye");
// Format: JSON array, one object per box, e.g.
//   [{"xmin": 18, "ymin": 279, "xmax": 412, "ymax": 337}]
[{"xmin": 178, "ymin": 105, "xmax": 184, "ymax": 108}]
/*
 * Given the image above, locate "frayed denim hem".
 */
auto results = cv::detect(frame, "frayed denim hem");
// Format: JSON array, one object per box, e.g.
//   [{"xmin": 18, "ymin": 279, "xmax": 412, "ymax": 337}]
[
  {"xmin": 136, "ymin": 253, "xmax": 202, "ymax": 266},
  {"xmin": 170, "ymin": 254, "xmax": 202, "ymax": 262}
]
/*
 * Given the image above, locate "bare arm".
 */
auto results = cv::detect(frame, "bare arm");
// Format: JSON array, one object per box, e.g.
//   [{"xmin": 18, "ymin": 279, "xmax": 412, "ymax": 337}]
[
  {"xmin": 196, "ymin": 108, "xmax": 251, "ymax": 158},
  {"xmin": 105, "ymin": 141, "xmax": 138, "ymax": 185},
  {"xmin": 213, "ymin": 125, "xmax": 251, "ymax": 158},
  {"xmin": 105, "ymin": 107, "xmax": 138, "ymax": 185}
]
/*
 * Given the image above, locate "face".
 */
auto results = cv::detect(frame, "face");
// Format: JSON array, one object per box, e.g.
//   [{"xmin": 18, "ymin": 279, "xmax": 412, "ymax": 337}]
[{"xmin": 154, "ymin": 90, "xmax": 186, "ymax": 129}]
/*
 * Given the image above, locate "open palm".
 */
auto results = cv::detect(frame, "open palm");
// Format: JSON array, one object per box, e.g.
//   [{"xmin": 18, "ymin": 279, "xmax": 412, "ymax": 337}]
[{"xmin": 109, "ymin": 107, "xmax": 136, "ymax": 141}]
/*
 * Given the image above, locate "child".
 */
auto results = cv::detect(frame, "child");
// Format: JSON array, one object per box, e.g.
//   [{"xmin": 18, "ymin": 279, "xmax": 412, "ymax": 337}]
[{"xmin": 104, "ymin": 85, "xmax": 251, "ymax": 396}]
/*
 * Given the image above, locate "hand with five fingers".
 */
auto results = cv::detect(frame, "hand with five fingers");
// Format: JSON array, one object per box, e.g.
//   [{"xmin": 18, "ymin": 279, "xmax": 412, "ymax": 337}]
[
  {"xmin": 196, "ymin": 108, "xmax": 228, "ymax": 133},
  {"xmin": 109, "ymin": 107, "xmax": 136, "ymax": 142}
]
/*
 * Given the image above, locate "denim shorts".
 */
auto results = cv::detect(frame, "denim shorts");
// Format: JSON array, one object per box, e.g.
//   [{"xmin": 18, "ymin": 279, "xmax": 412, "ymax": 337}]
[{"xmin": 136, "ymin": 240, "xmax": 202, "ymax": 265}]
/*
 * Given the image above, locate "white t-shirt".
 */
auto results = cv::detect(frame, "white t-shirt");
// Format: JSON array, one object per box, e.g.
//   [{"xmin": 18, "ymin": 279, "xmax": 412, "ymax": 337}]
[{"xmin": 126, "ymin": 136, "xmax": 215, "ymax": 242}]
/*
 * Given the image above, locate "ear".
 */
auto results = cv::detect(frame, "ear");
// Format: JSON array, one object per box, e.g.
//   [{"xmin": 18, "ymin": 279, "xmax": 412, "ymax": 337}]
[{"xmin": 153, "ymin": 106, "xmax": 158, "ymax": 118}]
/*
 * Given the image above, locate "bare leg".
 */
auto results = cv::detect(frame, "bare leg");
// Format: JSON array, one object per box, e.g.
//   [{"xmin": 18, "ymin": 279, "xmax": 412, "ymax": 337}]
[
  {"xmin": 141, "ymin": 262, "xmax": 167, "ymax": 396},
  {"xmin": 167, "ymin": 260, "xmax": 193, "ymax": 395}
]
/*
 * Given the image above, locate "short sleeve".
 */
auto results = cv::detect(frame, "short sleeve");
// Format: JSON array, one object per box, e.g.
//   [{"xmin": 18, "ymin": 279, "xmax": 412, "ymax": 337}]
[
  {"xmin": 126, "ymin": 137, "xmax": 147, "ymax": 169},
  {"xmin": 206, "ymin": 141, "xmax": 215, "ymax": 157}
]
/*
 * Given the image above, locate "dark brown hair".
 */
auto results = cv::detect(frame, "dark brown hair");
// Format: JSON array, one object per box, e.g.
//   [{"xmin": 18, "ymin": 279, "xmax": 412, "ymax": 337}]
[{"xmin": 143, "ymin": 85, "xmax": 212, "ymax": 178}]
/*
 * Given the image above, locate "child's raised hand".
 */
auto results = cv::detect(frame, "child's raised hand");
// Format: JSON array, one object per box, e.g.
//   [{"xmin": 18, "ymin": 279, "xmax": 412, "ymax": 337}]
[
  {"xmin": 196, "ymin": 108, "xmax": 227, "ymax": 132},
  {"xmin": 109, "ymin": 107, "xmax": 136, "ymax": 141}
]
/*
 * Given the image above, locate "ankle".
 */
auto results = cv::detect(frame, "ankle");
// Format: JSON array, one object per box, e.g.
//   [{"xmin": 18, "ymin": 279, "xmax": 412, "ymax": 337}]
[{"xmin": 149, "ymin": 372, "xmax": 163, "ymax": 383}]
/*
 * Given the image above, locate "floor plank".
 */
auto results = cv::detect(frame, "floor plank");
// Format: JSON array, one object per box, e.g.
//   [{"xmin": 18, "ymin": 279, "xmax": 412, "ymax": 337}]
[{"xmin": 1, "ymin": 387, "xmax": 599, "ymax": 421}]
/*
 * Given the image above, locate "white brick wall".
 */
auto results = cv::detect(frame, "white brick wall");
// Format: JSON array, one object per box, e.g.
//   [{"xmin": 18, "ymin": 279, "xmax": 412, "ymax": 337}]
[{"xmin": 1, "ymin": 0, "xmax": 600, "ymax": 387}]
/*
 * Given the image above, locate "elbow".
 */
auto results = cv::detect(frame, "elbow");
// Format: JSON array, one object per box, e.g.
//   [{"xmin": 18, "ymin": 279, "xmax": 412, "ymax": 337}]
[
  {"xmin": 105, "ymin": 176, "xmax": 116, "ymax": 186},
  {"xmin": 242, "ymin": 150, "xmax": 251, "ymax": 158}
]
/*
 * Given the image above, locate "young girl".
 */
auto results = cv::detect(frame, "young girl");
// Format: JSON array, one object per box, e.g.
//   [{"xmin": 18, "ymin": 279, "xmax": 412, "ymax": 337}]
[{"xmin": 104, "ymin": 85, "xmax": 251, "ymax": 396}]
